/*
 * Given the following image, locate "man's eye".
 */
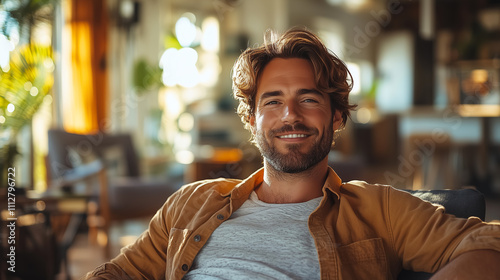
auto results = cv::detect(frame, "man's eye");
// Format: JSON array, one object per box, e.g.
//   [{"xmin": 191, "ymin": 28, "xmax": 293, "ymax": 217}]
[
  {"xmin": 265, "ymin": 100, "xmax": 279, "ymax": 105},
  {"xmin": 303, "ymin": 99, "xmax": 318, "ymax": 103}
]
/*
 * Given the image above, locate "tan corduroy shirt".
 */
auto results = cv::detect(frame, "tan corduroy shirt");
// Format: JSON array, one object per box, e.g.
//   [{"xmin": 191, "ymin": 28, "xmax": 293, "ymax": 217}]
[{"xmin": 85, "ymin": 167, "xmax": 500, "ymax": 280}]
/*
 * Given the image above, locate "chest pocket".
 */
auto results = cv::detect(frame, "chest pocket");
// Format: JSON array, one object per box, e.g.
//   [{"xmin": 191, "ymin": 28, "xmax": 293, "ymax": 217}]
[{"xmin": 336, "ymin": 238, "xmax": 388, "ymax": 280}]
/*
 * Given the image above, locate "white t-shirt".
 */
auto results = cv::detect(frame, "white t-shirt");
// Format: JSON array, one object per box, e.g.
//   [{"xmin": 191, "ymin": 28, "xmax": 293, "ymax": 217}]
[{"xmin": 183, "ymin": 191, "xmax": 322, "ymax": 280}]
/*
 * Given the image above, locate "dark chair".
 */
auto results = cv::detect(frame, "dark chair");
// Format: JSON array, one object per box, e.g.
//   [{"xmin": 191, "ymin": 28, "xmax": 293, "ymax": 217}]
[
  {"xmin": 397, "ymin": 188, "xmax": 486, "ymax": 280},
  {"xmin": 46, "ymin": 129, "xmax": 181, "ymax": 257}
]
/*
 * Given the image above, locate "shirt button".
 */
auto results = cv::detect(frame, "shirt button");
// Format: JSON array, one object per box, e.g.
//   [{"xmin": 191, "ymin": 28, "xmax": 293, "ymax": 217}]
[
  {"xmin": 194, "ymin": 234, "xmax": 201, "ymax": 242},
  {"xmin": 217, "ymin": 214, "xmax": 225, "ymax": 220},
  {"xmin": 182, "ymin": 264, "xmax": 189, "ymax": 271}
]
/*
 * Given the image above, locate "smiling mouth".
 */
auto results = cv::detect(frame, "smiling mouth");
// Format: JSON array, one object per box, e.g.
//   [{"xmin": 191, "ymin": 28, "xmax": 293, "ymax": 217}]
[{"xmin": 277, "ymin": 134, "xmax": 308, "ymax": 139}]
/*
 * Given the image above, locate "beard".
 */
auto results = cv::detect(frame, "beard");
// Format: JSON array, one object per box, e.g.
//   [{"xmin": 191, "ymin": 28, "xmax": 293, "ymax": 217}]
[{"xmin": 255, "ymin": 121, "xmax": 334, "ymax": 174}]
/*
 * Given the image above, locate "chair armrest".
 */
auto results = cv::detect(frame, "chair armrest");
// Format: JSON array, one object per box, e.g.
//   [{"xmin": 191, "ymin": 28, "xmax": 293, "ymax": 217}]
[{"xmin": 53, "ymin": 160, "xmax": 105, "ymax": 187}]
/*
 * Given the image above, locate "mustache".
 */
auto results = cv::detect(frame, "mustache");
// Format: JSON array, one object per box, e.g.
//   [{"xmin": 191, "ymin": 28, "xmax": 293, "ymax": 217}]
[{"xmin": 268, "ymin": 123, "xmax": 318, "ymax": 137}]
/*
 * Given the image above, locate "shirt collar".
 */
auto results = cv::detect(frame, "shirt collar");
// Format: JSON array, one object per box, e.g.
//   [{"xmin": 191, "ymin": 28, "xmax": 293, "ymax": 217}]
[
  {"xmin": 216, "ymin": 168, "xmax": 264, "ymax": 197},
  {"xmin": 323, "ymin": 166, "xmax": 343, "ymax": 200}
]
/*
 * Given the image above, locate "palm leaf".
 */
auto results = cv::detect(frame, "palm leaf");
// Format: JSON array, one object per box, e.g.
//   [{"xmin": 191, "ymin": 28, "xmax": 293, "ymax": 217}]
[
  {"xmin": 1, "ymin": 0, "xmax": 58, "ymax": 39},
  {"xmin": 0, "ymin": 43, "xmax": 53, "ymax": 134}
]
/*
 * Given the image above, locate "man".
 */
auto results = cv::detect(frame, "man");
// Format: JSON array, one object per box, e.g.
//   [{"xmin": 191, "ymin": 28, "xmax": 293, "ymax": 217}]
[{"xmin": 85, "ymin": 28, "xmax": 500, "ymax": 279}]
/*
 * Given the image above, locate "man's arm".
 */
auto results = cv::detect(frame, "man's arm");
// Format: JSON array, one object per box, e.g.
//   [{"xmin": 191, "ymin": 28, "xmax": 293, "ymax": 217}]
[
  {"xmin": 387, "ymin": 188, "xmax": 500, "ymax": 273},
  {"xmin": 430, "ymin": 249, "xmax": 500, "ymax": 280}
]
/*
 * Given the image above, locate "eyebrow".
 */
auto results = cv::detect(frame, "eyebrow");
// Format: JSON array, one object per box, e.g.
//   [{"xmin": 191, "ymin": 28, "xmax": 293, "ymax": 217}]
[{"xmin": 259, "ymin": 91, "xmax": 282, "ymax": 101}]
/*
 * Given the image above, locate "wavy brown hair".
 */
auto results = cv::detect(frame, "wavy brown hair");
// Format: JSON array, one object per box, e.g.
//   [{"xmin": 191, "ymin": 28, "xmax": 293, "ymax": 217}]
[{"xmin": 232, "ymin": 27, "xmax": 356, "ymax": 139}]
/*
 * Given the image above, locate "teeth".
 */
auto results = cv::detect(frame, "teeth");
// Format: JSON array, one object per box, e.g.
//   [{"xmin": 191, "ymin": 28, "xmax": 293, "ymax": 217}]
[{"xmin": 278, "ymin": 134, "xmax": 307, "ymax": 139}]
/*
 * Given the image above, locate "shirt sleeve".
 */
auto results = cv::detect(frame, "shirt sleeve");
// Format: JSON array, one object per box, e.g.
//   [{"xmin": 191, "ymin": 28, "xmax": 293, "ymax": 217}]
[
  {"xmin": 386, "ymin": 187, "xmax": 500, "ymax": 273},
  {"xmin": 83, "ymin": 197, "xmax": 172, "ymax": 280}
]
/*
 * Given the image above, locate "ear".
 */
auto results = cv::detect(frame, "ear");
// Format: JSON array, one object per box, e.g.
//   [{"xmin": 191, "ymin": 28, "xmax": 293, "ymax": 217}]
[
  {"xmin": 332, "ymin": 110, "xmax": 342, "ymax": 131},
  {"xmin": 249, "ymin": 115, "xmax": 256, "ymax": 135}
]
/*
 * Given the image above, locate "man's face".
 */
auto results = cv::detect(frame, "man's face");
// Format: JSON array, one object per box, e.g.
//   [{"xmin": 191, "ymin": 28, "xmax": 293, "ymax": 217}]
[{"xmin": 251, "ymin": 58, "xmax": 342, "ymax": 173}]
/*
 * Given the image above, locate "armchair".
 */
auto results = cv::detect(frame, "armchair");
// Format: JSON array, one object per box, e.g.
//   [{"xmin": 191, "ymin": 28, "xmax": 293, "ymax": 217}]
[
  {"xmin": 46, "ymin": 129, "xmax": 181, "ymax": 258},
  {"xmin": 397, "ymin": 188, "xmax": 486, "ymax": 280}
]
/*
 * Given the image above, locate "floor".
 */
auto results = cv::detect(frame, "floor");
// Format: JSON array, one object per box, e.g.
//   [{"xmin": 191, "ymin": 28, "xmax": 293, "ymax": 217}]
[
  {"xmin": 61, "ymin": 219, "xmax": 150, "ymax": 279},
  {"xmin": 59, "ymin": 195, "xmax": 500, "ymax": 280}
]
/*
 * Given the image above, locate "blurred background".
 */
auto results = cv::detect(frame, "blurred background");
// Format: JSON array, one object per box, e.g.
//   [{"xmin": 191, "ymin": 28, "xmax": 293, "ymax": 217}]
[{"xmin": 1, "ymin": 0, "xmax": 500, "ymax": 279}]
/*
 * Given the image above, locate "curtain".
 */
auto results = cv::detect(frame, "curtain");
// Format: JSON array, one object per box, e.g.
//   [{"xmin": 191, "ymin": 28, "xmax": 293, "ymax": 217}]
[{"xmin": 63, "ymin": 0, "xmax": 108, "ymax": 134}]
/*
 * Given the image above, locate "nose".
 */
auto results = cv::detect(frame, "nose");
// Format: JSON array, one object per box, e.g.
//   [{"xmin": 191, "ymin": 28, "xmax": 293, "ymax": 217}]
[{"xmin": 281, "ymin": 101, "xmax": 303, "ymax": 124}]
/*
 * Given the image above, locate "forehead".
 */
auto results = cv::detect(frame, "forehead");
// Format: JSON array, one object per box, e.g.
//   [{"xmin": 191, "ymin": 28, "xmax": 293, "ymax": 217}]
[{"xmin": 257, "ymin": 58, "xmax": 316, "ymax": 91}]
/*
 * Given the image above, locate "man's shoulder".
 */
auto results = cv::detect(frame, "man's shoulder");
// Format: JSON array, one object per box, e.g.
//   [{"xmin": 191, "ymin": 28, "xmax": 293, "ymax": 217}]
[
  {"xmin": 176, "ymin": 177, "xmax": 243, "ymax": 197},
  {"xmin": 340, "ymin": 180, "xmax": 424, "ymax": 204},
  {"xmin": 161, "ymin": 177, "xmax": 244, "ymax": 220}
]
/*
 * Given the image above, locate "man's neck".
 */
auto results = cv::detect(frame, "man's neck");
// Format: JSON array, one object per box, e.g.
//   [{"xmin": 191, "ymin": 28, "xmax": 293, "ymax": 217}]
[{"xmin": 255, "ymin": 158, "xmax": 329, "ymax": 204}]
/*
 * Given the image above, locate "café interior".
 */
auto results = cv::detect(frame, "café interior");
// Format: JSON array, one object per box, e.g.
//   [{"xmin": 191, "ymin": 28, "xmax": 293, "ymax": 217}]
[{"xmin": 1, "ymin": 0, "xmax": 500, "ymax": 279}]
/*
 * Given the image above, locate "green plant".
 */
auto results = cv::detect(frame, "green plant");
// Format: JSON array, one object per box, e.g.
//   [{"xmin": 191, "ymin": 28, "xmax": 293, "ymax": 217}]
[
  {"xmin": 132, "ymin": 58, "xmax": 163, "ymax": 95},
  {"xmin": 0, "ymin": 44, "xmax": 53, "ymax": 131},
  {"xmin": 132, "ymin": 34, "xmax": 182, "ymax": 95},
  {"xmin": 0, "ymin": 43, "xmax": 53, "ymax": 187},
  {"xmin": 0, "ymin": 0, "xmax": 57, "ymax": 188}
]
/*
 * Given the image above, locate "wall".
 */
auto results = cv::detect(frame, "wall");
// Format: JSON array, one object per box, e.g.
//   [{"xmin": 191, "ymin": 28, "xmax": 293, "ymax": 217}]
[{"xmin": 107, "ymin": 0, "xmax": 165, "ymax": 157}]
